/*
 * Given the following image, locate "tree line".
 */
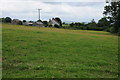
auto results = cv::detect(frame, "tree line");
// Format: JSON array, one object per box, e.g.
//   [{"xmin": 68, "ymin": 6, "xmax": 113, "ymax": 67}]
[{"xmin": 62, "ymin": 18, "xmax": 110, "ymax": 31}]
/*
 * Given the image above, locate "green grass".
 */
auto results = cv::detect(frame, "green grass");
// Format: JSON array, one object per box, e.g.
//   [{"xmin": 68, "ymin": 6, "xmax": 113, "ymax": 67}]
[{"xmin": 2, "ymin": 23, "xmax": 118, "ymax": 78}]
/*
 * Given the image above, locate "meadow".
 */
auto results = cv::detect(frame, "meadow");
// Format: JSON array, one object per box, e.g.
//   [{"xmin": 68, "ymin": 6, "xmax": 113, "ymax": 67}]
[{"xmin": 2, "ymin": 23, "xmax": 118, "ymax": 78}]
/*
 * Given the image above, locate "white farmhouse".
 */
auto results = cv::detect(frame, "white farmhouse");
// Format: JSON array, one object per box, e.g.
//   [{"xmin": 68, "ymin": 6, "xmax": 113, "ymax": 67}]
[{"xmin": 49, "ymin": 18, "xmax": 60, "ymax": 27}]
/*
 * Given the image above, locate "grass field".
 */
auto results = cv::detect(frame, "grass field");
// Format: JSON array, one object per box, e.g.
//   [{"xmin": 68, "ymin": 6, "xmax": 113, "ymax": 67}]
[{"xmin": 2, "ymin": 23, "xmax": 118, "ymax": 78}]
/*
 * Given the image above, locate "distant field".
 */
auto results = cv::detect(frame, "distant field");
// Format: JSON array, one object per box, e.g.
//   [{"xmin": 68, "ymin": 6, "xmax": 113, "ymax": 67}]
[{"xmin": 2, "ymin": 23, "xmax": 118, "ymax": 78}]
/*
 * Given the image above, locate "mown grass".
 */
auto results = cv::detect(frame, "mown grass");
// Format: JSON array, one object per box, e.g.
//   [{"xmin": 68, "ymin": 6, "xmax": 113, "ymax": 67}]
[{"xmin": 2, "ymin": 23, "xmax": 118, "ymax": 78}]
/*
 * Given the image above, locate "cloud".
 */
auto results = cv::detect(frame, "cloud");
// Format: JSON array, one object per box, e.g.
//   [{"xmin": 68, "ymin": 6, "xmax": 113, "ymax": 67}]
[
  {"xmin": 1, "ymin": 0, "xmax": 106, "ymax": 22},
  {"xmin": 44, "ymin": 2, "xmax": 104, "ymax": 7}
]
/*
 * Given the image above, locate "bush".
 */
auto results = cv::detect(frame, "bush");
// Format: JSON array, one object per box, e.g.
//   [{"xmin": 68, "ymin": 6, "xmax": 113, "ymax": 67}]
[
  {"xmin": 18, "ymin": 21, "xmax": 23, "ymax": 25},
  {"xmin": 109, "ymin": 27, "xmax": 116, "ymax": 33},
  {"xmin": 54, "ymin": 24, "xmax": 60, "ymax": 28},
  {"xmin": 49, "ymin": 24, "xmax": 52, "ymax": 27}
]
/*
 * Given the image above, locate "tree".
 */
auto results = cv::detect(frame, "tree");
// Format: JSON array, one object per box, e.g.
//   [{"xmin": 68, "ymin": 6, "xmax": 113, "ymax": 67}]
[
  {"xmin": 70, "ymin": 23, "xmax": 74, "ymax": 27},
  {"xmin": 4, "ymin": 17, "xmax": 12, "ymax": 23},
  {"xmin": 54, "ymin": 24, "xmax": 60, "ymax": 28},
  {"xmin": 0, "ymin": 18, "xmax": 5, "ymax": 22},
  {"xmin": 87, "ymin": 19, "xmax": 97, "ymax": 27},
  {"xmin": 29, "ymin": 21, "xmax": 33, "ymax": 23},
  {"xmin": 23, "ymin": 20, "xmax": 26, "ymax": 23},
  {"xmin": 37, "ymin": 20, "xmax": 42, "ymax": 22},
  {"xmin": 63, "ymin": 22, "xmax": 65, "ymax": 24},
  {"xmin": 81, "ymin": 22, "xmax": 86, "ymax": 26},
  {"xmin": 18, "ymin": 21, "xmax": 23, "ymax": 25},
  {"xmin": 55, "ymin": 17, "xmax": 62, "ymax": 27},
  {"xmin": 43, "ymin": 21, "xmax": 48, "ymax": 27},
  {"xmin": 103, "ymin": 1, "xmax": 120, "ymax": 33},
  {"xmin": 86, "ymin": 19, "xmax": 104, "ymax": 31},
  {"xmin": 97, "ymin": 17, "xmax": 110, "ymax": 29}
]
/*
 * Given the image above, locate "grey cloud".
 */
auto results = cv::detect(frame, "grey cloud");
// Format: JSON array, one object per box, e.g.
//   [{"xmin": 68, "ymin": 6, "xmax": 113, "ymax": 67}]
[{"xmin": 43, "ymin": 2, "xmax": 104, "ymax": 7}]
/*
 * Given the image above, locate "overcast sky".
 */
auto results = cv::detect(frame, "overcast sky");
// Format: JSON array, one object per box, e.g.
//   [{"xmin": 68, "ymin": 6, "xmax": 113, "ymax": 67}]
[{"xmin": 1, "ymin": 0, "xmax": 106, "ymax": 22}]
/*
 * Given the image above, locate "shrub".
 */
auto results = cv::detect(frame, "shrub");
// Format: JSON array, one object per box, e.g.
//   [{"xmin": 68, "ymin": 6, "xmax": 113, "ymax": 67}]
[
  {"xmin": 109, "ymin": 27, "xmax": 116, "ymax": 33},
  {"xmin": 18, "ymin": 21, "xmax": 23, "ymax": 25},
  {"xmin": 54, "ymin": 24, "xmax": 60, "ymax": 28},
  {"xmin": 49, "ymin": 24, "xmax": 52, "ymax": 27}
]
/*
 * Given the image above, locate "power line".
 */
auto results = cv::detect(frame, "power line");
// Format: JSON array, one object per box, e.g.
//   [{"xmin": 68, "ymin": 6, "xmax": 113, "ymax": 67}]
[{"xmin": 38, "ymin": 9, "xmax": 42, "ymax": 21}]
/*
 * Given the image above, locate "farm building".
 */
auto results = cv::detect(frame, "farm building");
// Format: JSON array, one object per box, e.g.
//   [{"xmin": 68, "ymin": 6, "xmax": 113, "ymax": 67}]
[
  {"xmin": 23, "ymin": 21, "xmax": 44, "ymax": 27},
  {"xmin": 49, "ymin": 18, "xmax": 60, "ymax": 27},
  {"xmin": 11, "ymin": 19, "xmax": 22, "ymax": 25}
]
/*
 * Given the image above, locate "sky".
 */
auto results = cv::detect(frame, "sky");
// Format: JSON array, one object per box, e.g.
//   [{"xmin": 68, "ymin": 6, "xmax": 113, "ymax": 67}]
[{"xmin": 0, "ymin": 0, "xmax": 106, "ymax": 23}]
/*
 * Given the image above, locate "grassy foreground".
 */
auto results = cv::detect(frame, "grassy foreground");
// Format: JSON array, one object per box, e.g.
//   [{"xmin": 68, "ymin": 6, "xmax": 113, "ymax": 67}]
[{"xmin": 2, "ymin": 23, "xmax": 118, "ymax": 78}]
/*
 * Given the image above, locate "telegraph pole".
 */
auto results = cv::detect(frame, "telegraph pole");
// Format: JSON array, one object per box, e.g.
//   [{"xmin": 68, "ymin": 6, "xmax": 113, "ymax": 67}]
[{"xmin": 38, "ymin": 9, "xmax": 42, "ymax": 21}]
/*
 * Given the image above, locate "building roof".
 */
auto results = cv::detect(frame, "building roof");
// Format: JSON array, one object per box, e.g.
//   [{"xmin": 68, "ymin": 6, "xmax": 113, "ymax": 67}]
[
  {"xmin": 36, "ymin": 22, "xmax": 43, "ymax": 24},
  {"xmin": 12, "ymin": 19, "xmax": 20, "ymax": 22},
  {"xmin": 49, "ymin": 18, "xmax": 60, "ymax": 25}
]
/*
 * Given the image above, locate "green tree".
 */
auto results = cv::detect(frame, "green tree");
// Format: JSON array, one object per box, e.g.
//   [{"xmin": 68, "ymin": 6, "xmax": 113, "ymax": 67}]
[
  {"xmin": 29, "ymin": 21, "xmax": 33, "ymax": 23},
  {"xmin": 0, "ymin": 18, "xmax": 5, "ymax": 22},
  {"xmin": 54, "ymin": 24, "xmax": 60, "ymax": 28},
  {"xmin": 43, "ymin": 21, "xmax": 48, "ymax": 27},
  {"xmin": 63, "ymin": 22, "xmax": 65, "ymax": 24},
  {"xmin": 55, "ymin": 17, "xmax": 62, "ymax": 27},
  {"xmin": 70, "ymin": 23, "xmax": 74, "ymax": 27},
  {"xmin": 87, "ymin": 19, "xmax": 97, "ymax": 27},
  {"xmin": 37, "ymin": 20, "xmax": 42, "ymax": 22},
  {"xmin": 18, "ymin": 21, "xmax": 23, "ymax": 25},
  {"xmin": 23, "ymin": 20, "xmax": 26, "ymax": 23},
  {"xmin": 4, "ymin": 17, "xmax": 12, "ymax": 23},
  {"xmin": 97, "ymin": 17, "xmax": 110, "ymax": 29},
  {"xmin": 103, "ymin": 1, "xmax": 120, "ymax": 33}
]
